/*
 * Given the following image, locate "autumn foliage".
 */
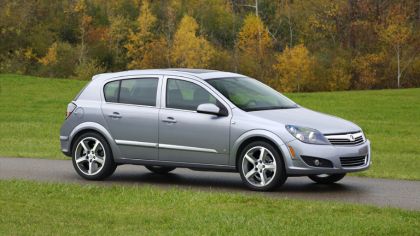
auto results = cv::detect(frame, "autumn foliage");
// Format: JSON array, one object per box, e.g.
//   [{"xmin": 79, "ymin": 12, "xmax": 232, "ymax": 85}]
[{"xmin": 0, "ymin": 0, "xmax": 419, "ymax": 91}]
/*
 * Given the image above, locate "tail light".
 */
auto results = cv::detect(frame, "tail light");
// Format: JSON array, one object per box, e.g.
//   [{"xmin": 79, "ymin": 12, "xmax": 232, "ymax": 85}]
[{"xmin": 66, "ymin": 103, "xmax": 77, "ymax": 119}]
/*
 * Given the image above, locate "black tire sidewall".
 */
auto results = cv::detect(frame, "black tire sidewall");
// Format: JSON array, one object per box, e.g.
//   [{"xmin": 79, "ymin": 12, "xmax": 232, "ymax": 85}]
[
  {"xmin": 238, "ymin": 141, "xmax": 287, "ymax": 191},
  {"xmin": 145, "ymin": 166, "xmax": 176, "ymax": 174},
  {"xmin": 71, "ymin": 132, "xmax": 116, "ymax": 180},
  {"xmin": 308, "ymin": 173, "xmax": 346, "ymax": 184}
]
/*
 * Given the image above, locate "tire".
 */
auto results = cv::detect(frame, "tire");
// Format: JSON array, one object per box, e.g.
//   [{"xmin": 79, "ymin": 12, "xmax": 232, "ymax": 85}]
[
  {"xmin": 71, "ymin": 132, "xmax": 116, "ymax": 180},
  {"xmin": 238, "ymin": 141, "xmax": 287, "ymax": 191},
  {"xmin": 145, "ymin": 166, "xmax": 176, "ymax": 174},
  {"xmin": 308, "ymin": 173, "xmax": 346, "ymax": 184}
]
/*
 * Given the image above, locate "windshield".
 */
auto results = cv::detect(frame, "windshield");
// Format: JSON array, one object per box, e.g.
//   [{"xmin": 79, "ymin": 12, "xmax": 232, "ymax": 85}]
[{"xmin": 207, "ymin": 77, "xmax": 297, "ymax": 111}]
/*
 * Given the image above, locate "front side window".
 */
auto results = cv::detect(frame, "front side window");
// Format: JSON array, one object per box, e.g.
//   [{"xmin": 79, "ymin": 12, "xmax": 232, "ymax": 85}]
[
  {"xmin": 166, "ymin": 79, "xmax": 217, "ymax": 111},
  {"xmin": 207, "ymin": 77, "xmax": 297, "ymax": 111}
]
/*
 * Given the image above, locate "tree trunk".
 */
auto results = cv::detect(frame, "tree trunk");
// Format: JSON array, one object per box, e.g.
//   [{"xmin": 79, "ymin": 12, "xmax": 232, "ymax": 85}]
[
  {"xmin": 287, "ymin": 2, "xmax": 293, "ymax": 48},
  {"xmin": 397, "ymin": 44, "xmax": 401, "ymax": 88}
]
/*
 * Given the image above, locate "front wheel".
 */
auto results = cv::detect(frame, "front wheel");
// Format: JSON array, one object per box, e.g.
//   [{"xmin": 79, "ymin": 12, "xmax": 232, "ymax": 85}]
[
  {"xmin": 239, "ymin": 141, "xmax": 287, "ymax": 191},
  {"xmin": 308, "ymin": 173, "xmax": 346, "ymax": 184},
  {"xmin": 145, "ymin": 166, "xmax": 176, "ymax": 174}
]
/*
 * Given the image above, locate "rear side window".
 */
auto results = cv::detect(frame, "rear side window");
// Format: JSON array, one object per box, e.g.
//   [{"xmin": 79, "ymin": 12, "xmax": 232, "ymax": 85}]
[
  {"xmin": 104, "ymin": 81, "xmax": 120, "ymax": 103},
  {"xmin": 119, "ymin": 78, "xmax": 158, "ymax": 106}
]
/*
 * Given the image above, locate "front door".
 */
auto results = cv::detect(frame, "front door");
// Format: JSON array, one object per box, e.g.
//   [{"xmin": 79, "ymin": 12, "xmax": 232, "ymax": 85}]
[
  {"xmin": 158, "ymin": 76, "xmax": 231, "ymax": 165},
  {"xmin": 102, "ymin": 77, "xmax": 161, "ymax": 160}
]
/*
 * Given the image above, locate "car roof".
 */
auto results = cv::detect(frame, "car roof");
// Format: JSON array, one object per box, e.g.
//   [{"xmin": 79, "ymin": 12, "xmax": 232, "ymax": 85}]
[{"xmin": 91, "ymin": 68, "xmax": 246, "ymax": 81}]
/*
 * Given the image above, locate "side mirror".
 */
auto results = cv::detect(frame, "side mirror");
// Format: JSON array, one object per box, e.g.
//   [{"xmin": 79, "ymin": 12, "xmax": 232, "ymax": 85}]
[{"xmin": 197, "ymin": 103, "xmax": 222, "ymax": 116}]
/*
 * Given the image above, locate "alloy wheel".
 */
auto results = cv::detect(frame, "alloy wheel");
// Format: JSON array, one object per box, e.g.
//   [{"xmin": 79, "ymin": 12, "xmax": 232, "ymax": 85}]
[
  {"xmin": 241, "ymin": 146, "xmax": 277, "ymax": 187},
  {"xmin": 74, "ymin": 137, "xmax": 106, "ymax": 176}
]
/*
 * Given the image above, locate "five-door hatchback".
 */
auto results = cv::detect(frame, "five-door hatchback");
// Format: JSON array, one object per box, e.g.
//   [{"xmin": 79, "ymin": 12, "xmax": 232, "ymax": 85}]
[{"xmin": 60, "ymin": 69, "xmax": 370, "ymax": 191}]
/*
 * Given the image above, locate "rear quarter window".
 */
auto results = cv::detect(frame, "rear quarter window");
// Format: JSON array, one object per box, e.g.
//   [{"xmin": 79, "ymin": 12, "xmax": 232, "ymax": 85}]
[{"xmin": 104, "ymin": 81, "xmax": 120, "ymax": 103}]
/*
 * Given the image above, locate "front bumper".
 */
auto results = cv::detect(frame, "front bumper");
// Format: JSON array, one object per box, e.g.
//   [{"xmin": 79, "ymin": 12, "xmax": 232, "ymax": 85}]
[{"xmin": 281, "ymin": 139, "xmax": 371, "ymax": 175}]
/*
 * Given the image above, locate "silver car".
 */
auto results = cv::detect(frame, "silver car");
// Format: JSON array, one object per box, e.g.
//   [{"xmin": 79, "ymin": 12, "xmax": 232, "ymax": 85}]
[{"xmin": 60, "ymin": 69, "xmax": 370, "ymax": 191}]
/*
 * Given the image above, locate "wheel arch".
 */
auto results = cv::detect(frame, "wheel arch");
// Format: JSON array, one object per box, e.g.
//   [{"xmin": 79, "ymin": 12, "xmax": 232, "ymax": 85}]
[
  {"xmin": 69, "ymin": 122, "xmax": 120, "ymax": 159},
  {"xmin": 231, "ymin": 130, "xmax": 290, "ymax": 172}
]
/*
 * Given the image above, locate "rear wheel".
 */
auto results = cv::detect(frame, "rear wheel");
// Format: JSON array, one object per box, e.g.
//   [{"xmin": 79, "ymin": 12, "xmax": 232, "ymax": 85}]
[
  {"xmin": 308, "ymin": 173, "xmax": 346, "ymax": 184},
  {"xmin": 72, "ymin": 132, "xmax": 116, "ymax": 180},
  {"xmin": 145, "ymin": 166, "xmax": 176, "ymax": 174},
  {"xmin": 238, "ymin": 141, "xmax": 287, "ymax": 191}
]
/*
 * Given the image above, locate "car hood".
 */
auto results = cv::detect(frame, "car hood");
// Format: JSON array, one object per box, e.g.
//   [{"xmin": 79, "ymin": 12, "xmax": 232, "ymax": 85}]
[{"xmin": 249, "ymin": 107, "xmax": 360, "ymax": 134}]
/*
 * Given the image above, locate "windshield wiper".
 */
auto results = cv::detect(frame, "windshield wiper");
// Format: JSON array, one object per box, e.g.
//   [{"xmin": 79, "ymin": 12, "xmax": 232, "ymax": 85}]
[{"xmin": 245, "ymin": 105, "xmax": 298, "ymax": 111}]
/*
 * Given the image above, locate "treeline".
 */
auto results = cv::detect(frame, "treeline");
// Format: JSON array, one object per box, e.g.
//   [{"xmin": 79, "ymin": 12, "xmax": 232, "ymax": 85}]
[{"xmin": 1, "ymin": 0, "xmax": 419, "ymax": 92}]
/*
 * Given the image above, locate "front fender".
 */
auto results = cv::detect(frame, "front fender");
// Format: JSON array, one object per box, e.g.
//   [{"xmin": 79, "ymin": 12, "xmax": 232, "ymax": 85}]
[{"xmin": 229, "ymin": 129, "xmax": 292, "ymax": 169}]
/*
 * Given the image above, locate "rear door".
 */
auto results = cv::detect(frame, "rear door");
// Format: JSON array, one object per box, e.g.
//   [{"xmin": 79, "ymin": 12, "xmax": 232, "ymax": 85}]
[{"xmin": 102, "ymin": 76, "xmax": 162, "ymax": 160}]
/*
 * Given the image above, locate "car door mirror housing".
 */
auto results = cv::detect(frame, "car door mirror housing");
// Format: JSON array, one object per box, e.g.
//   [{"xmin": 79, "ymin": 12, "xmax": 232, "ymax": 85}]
[{"xmin": 197, "ymin": 103, "xmax": 224, "ymax": 116}]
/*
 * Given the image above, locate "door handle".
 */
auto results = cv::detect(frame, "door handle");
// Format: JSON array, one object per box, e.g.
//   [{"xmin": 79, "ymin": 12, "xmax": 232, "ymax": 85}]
[
  {"xmin": 108, "ymin": 112, "xmax": 122, "ymax": 119},
  {"xmin": 162, "ymin": 117, "xmax": 177, "ymax": 123}
]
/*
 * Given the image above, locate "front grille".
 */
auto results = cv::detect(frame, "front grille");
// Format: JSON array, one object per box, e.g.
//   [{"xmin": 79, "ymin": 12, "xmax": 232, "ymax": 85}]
[
  {"xmin": 340, "ymin": 155, "xmax": 367, "ymax": 167},
  {"xmin": 325, "ymin": 131, "xmax": 365, "ymax": 146}
]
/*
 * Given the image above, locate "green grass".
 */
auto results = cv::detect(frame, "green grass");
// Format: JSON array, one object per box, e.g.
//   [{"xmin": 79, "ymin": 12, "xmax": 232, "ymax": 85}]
[
  {"xmin": 0, "ymin": 74, "xmax": 419, "ymax": 180},
  {"xmin": 0, "ymin": 74, "xmax": 88, "ymax": 159},
  {"xmin": 0, "ymin": 180, "xmax": 418, "ymax": 235}
]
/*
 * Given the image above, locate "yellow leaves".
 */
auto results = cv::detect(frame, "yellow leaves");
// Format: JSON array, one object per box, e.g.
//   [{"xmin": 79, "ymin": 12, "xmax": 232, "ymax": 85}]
[
  {"xmin": 171, "ymin": 15, "xmax": 215, "ymax": 68},
  {"xmin": 237, "ymin": 15, "xmax": 273, "ymax": 58},
  {"xmin": 378, "ymin": 3, "xmax": 411, "ymax": 47},
  {"xmin": 125, "ymin": 0, "xmax": 165, "ymax": 69},
  {"xmin": 128, "ymin": 37, "xmax": 168, "ymax": 69},
  {"xmin": 352, "ymin": 53, "xmax": 386, "ymax": 89},
  {"xmin": 236, "ymin": 14, "xmax": 273, "ymax": 80},
  {"xmin": 379, "ymin": 24, "xmax": 411, "ymax": 47},
  {"xmin": 38, "ymin": 43, "xmax": 58, "ymax": 66},
  {"xmin": 23, "ymin": 48, "xmax": 36, "ymax": 60},
  {"xmin": 74, "ymin": 0, "xmax": 87, "ymax": 13},
  {"xmin": 328, "ymin": 58, "xmax": 351, "ymax": 91},
  {"xmin": 137, "ymin": 0, "xmax": 156, "ymax": 37},
  {"xmin": 273, "ymin": 44, "xmax": 315, "ymax": 92}
]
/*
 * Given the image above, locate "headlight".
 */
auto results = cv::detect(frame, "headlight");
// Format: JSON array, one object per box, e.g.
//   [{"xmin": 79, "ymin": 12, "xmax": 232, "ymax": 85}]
[{"xmin": 285, "ymin": 125, "xmax": 330, "ymax": 145}]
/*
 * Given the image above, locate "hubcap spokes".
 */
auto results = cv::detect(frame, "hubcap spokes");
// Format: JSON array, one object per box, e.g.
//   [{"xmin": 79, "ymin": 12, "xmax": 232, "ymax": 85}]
[
  {"xmin": 75, "ymin": 137, "xmax": 106, "ymax": 175},
  {"xmin": 242, "ymin": 146, "xmax": 277, "ymax": 187}
]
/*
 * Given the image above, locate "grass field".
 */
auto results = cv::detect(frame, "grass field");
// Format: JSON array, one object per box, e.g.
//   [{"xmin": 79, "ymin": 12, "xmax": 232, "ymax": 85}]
[
  {"xmin": 0, "ymin": 74, "xmax": 419, "ymax": 180},
  {"xmin": 0, "ymin": 180, "xmax": 418, "ymax": 235}
]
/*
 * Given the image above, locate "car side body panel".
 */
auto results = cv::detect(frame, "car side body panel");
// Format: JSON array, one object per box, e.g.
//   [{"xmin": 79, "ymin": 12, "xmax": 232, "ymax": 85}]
[{"xmin": 60, "ymin": 69, "xmax": 371, "ymax": 177}]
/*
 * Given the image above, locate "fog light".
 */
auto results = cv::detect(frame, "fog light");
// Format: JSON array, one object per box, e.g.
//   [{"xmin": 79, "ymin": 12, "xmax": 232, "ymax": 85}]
[
  {"xmin": 288, "ymin": 145, "xmax": 296, "ymax": 159},
  {"xmin": 314, "ymin": 159, "xmax": 320, "ymax": 166}
]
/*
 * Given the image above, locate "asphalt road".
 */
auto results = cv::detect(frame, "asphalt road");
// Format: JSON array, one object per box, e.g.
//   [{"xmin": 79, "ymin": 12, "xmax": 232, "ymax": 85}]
[{"xmin": 1, "ymin": 157, "xmax": 419, "ymax": 210}]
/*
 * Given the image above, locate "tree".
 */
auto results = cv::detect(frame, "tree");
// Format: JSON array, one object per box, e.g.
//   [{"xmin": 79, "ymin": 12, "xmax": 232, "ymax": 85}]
[
  {"xmin": 125, "ymin": 0, "xmax": 165, "ymax": 69},
  {"xmin": 107, "ymin": 15, "xmax": 130, "ymax": 68},
  {"xmin": 273, "ymin": 44, "xmax": 315, "ymax": 92},
  {"xmin": 352, "ymin": 53, "xmax": 385, "ymax": 89},
  {"xmin": 236, "ymin": 14, "xmax": 273, "ymax": 81},
  {"xmin": 74, "ymin": 0, "xmax": 92, "ymax": 64},
  {"xmin": 38, "ymin": 43, "xmax": 58, "ymax": 66},
  {"xmin": 378, "ymin": 4, "xmax": 413, "ymax": 88},
  {"xmin": 328, "ymin": 57, "xmax": 351, "ymax": 91},
  {"xmin": 171, "ymin": 15, "xmax": 215, "ymax": 68}
]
